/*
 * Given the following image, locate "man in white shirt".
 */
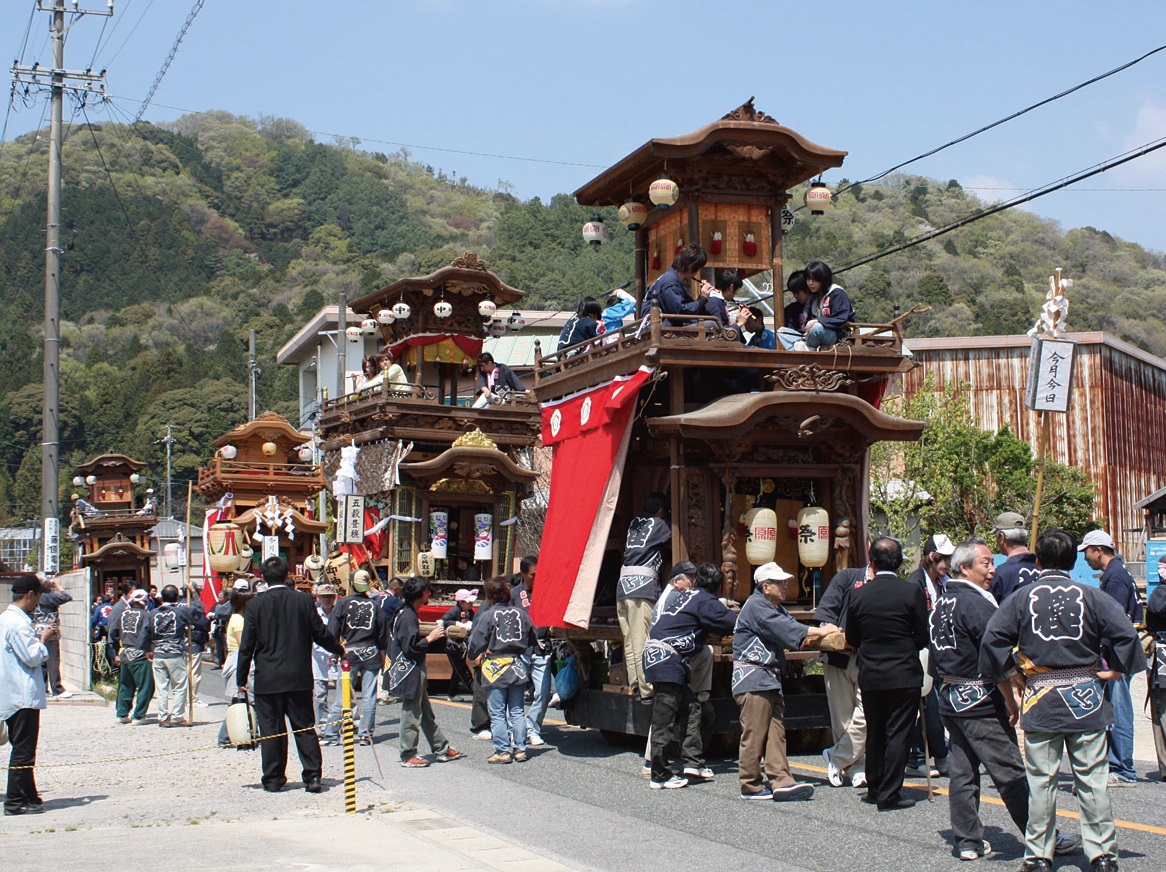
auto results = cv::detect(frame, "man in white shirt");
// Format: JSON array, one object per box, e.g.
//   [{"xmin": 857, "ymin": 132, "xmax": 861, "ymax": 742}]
[{"xmin": 1, "ymin": 574, "xmax": 57, "ymax": 815}]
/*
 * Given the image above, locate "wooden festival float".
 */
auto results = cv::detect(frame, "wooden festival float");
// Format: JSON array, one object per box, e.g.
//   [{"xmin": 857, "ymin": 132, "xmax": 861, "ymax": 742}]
[
  {"xmin": 531, "ymin": 101, "xmax": 925, "ymax": 738},
  {"xmin": 194, "ymin": 412, "xmax": 327, "ymax": 593},
  {"xmin": 68, "ymin": 453, "xmax": 157, "ymax": 600},
  {"xmin": 314, "ymin": 254, "xmax": 541, "ymax": 675}
]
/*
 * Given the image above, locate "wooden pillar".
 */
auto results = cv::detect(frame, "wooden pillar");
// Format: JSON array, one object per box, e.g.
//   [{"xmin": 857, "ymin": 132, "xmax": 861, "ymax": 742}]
[
  {"xmin": 770, "ymin": 194, "xmax": 788, "ymax": 340},
  {"xmin": 669, "ymin": 438, "xmax": 687, "ymax": 565},
  {"xmin": 687, "ymin": 196, "xmax": 711, "ymax": 289},
  {"xmin": 634, "ymin": 227, "xmax": 648, "ymax": 310}
]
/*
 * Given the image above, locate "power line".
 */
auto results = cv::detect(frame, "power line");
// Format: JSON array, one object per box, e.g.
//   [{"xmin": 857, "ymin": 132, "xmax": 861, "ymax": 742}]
[
  {"xmin": 134, "ymin": 0, "xmax": 206, "ymax": 124},
  {"xmin": 802, "ymin": 43, "xmax": 1166, "ymax": 211},
  {"xmin": 103, "ymin": 0, "xmax": 157, "ymax": 68},
  {"xmin": 833, "ymin": 135, "xmax": 1166, "ymax": 275}
]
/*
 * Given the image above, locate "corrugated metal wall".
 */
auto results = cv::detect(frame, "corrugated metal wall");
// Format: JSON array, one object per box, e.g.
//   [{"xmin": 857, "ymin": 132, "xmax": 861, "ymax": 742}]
[{"xmin": 901, "ymin": 334, "xmax": 1166, "ymax": 559}]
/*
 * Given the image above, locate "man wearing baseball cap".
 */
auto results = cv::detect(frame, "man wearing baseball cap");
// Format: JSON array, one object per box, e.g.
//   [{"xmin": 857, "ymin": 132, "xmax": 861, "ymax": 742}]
[
  {"xmin": 990, "ymin": 512, "xmax": 1039, "ymax": 602},
  {"xmin": 1080, "ymin": 530, "xmax": 1142, "ymax": 788},
  {"xmin": 733, "ymin": 562, "xmax": 838, "ymax": 800},
  {"xmin": 327, "ymin": 570, "xmax": 387, "ymax": 746},
  {"xmin": 1, "ymin": 574, "xmax": 55, "ymax": 815}
]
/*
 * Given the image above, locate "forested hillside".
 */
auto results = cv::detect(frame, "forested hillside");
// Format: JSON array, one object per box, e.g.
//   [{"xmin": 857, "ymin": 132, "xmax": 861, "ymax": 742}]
[{"xmin": 0, "ymin": 111, "xmax": 1163, "ymax": 524}]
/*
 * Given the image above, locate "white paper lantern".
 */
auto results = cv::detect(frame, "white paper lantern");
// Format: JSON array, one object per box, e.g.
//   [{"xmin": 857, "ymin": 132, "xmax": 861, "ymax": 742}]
[
  {"xmin": 507, "ymin": 312, "xmax": 526, "ymax": 332},
  {"xmin": 744, "ymin": 507, "xmax": 778, "ymax": 565},
  {"xmin": 429, "ymin": 511, "xmax": 449, "ymax": 559},
  {"xmin": 416, "ymin": 550, "xmax": 435, "ymax": 578},
  {"xmin": 781, "ymin": 208, "xmax": 796, "ymax": 234},
  {"xmin": 473, "ymin": 513, "xmax": 493, "ymax": 561},
  {"xmin": 72, "ymin": 476, "xmax": 84, "ymax": 486},
  {"xmin": 85, "ymin": 475, "xmax": 97, "ymax": 485},
  {"xmin": 797, "ymin": 506, "xmax": 831, "ymax": 568},
  {"xmin": 220, "ymin": 444, "xmax": 238, "ymax": 460},
  {"xmin": 129, "ymin": 473, "xmax": 141, "ymax": 484},
  {"xmin": 582, "ymin": 217, "xmax": 608, "ymax": 248},
  {"xmin": 618, "ymin": 199, "xmax": 648, "ymax": 230},
  {"xmin": 804, "ymin": 182, "xmax": 833, "ymax": 215},
  {"xmin": 391, "ymin": 301, "xmax": 412, "ymax": 320},
  {"xmin": 488, "ymin": 320, "xmax": 507, "ymax": 337},
  {"xmin": 360, "ymin": 318, "xmax": 379, "ymax": 334},
  {"xmin": 648, "ymin": 176, "xmax": 679, "ymax": 209},
  {"xmin": 344, "ymin": 325, "xmax": 362, "ymax": 341},
  {"xmin": 478, "ymin": 300, "xmax": 497, "ymax": 318},
  {"xmin": 376, "ymin": 309, "xmax": 396, "ymax": 325},
  {"xmin": 434, "ymin": 300, "xmax": 453, "ymax": 319},
  {"xmin": 163, "ymin": 542, "xmax": 184, "ymax": 570},
  {"xmin": 298, "ymin": 446, "xmax": 313, "ymax": 462}
]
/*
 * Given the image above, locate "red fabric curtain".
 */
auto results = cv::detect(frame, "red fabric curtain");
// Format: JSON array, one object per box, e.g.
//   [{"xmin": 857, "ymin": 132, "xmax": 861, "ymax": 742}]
[
  {"xmin": 531, "ymin": 367, "xmax": 654, "ymax": 628},
  {"xmin": 386, "ymin": 333, "xmax": 483, "ymax": 364}
]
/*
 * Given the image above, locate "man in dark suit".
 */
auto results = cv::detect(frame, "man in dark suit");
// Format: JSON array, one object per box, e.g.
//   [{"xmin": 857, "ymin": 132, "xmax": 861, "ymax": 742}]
[
  {"xmin": 237, "ymin": 556, "xmax": 344, "ymax": 794},
  {"xmin": 846, "ymin": 537, "xmax": 929, "ymax": 810}
]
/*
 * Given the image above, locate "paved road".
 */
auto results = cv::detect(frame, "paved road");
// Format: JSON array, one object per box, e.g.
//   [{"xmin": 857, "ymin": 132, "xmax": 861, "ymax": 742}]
[{"xmin": 199, "ymin": 662, "xmax": 1166, "ymax": 872}]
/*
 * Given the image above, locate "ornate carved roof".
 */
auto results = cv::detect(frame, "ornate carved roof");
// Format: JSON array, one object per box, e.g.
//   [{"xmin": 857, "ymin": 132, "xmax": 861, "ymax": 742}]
[
  {"xmin": 350, "ymin": 251, "xmax": 526, "ymax": 314},
  {"xmin": 79, "ymin": 539, "xmax": 154, "ymax": 566},
  {"xmin": 400, "ymin": 445, "xmax": 539, "ymax": 488},
  {"xmin": 73, "ymin": 453, "xmax": 147, "ymax": 476},
  {"xmin": 574, "ymin": 99, "xmax": 847, "ymax": 206},
  {"xmin": 646, "ymin": 390, "xmax": 925, "ymax": 446},
  {"xmin": 212, "ymin": 412, "xmax": 311, "ymax": 449}
]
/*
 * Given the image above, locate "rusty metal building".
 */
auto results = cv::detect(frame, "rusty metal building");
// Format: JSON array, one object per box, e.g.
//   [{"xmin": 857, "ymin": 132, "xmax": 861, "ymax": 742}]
[{"xmin": 901, "ymin": 332, "xmax": 1166, "ymax": 559}]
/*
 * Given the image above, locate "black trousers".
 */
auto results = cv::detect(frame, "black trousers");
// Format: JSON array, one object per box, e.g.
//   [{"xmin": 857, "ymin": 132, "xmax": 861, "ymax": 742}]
[
  {"xmin": 648, "ymin": 681, "xmax": 702, "ymax": 782},
  {"xmin": 43, "ymin": 638, "xmax": 65, "ymax": 695},
  {"xmin": 863, "ymin": 686, "xmax": 918, "ymax": 807},
  {"xmin": 943, "ymin": 711, "xmax": 1029, "ymax": 852},
  {"xmin": 254, "ymin": 690, "xmax": 321, "ymax": 789},
  {"xmin": 5, "ymin": 708, "xmax": 41, "ymax": 812},
  {"xmin": 446, "ymin": 641, "xmax": 474, "ymax": 697},
  {"xmin": 470, "ymin": 666, "xmax": 490, "ymax": 733}
]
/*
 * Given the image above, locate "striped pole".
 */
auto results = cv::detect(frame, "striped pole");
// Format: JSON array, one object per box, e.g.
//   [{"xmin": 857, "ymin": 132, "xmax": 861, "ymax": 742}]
[{"xmin": 341, "ymin": 660, "xmax": 356, "ymax": 814}]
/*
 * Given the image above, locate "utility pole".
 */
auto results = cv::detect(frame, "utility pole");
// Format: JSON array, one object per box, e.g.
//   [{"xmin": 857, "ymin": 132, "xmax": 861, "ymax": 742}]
[
  {"xmin": 155, "ymin": 426, "xmax": 177, "ymax": 518},
  {"xmin": 12, "ymin": 0, "xmax": 112, "ymax": 573},
  {"xmin": 247, "ymin": 329, "xmax": 261, "ymax": 420}
]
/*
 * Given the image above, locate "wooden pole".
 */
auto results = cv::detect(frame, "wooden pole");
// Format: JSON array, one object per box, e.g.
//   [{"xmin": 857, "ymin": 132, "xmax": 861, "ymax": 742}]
[{"xmin": 1029, "ymin": 411, "xmax": 1051, "ymax": 551}]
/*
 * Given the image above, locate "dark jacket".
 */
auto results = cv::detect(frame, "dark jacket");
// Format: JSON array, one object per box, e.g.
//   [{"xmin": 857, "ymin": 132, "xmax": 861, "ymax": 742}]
[
  {"xmin": 928, "ymin": 580, "xmax": 1005, "ymax": 719},
  {"xmin": 110, "ymin": 605, "xmax": 152, "ymax": 662},
  {"xmin": 150, "ymin": 602, "xmax": 208, "ymax": 659},
  {"xmin": 814, "ymin": 566, "xmax": 868, "ymax": 668},
  {"xmin": 1100, "ymin": 556, "xmax": 1143, "ymax": 624},
  {"xmin": 237, "ymin": 585, "xmax": 343, "ymax": 695},
  {"xmin": 328, "ymin": 593, "xmax": 388, "ymax": 666},
  {"xmin": 467, "ymin": 602, "xmax": 536, "ymax": 688},
  {"xmin": 477, "ymin": 362, "xmax": 525, "ymax": 394},
  {"xmin": 989, "ymin": 551, "xmax": 1039, "ymax": 602},
  {"xmin": 731, "ymin": 589, "xmax": 808, "ymax": 695},
  {"xmin": 641, "ymin": 268, "xmax": 705, "ymax": 325},
  {"xmin": 811, "ymin": 283, "xmax": 855, "ymax": 332},
  {"xmin": 557, "ymin": 316, "xmax": 599, "ymax": 351},
  {"xmin": 845, "ymin": 571, "xmax": 929, "ymax": 691},
  {"xmin": 386, "ymin": 603, "xmax": 428, "ymax": 700},
  {"xmin": 643, "ymin": 588, "xmax": 737, "ymax": 685}
]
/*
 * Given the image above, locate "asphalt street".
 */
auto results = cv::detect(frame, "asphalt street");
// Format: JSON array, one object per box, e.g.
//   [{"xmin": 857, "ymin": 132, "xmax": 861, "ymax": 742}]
[{"xmin": 198, "ymin": 665, "xmax": 1166, "ymax": 872}]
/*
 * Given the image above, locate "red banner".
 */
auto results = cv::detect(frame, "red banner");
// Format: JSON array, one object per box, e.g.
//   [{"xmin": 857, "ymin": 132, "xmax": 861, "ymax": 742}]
[{"xmin": 531, "ymin": 367, "xmax": 654, "ymax": 628}]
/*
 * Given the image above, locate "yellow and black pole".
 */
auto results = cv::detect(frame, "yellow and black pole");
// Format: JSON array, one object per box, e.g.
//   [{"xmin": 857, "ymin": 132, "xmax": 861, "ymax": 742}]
[{"xmin": 340, "ymin": 659, "xmax": 356, "ymax": 814}]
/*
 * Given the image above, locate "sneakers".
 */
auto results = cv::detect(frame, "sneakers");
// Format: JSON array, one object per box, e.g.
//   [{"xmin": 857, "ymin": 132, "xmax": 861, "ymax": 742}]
[
  {"xmin": 682, "ymin": 767, "xmax": 714, "ymax": 783},
  {"xmin": 472, "ymin": 729, "xmax": 492, "ymax": 740},
  {"xmin": 357, "ymin": 736, "xmax": 371, "ymax": 746},
  {"xmin": 436, "ymin": 749, "xmax": 464, "ymax": 762},
  {"xmin": 1054, "ymin": 831, "xmax": 1082, "ymax": 855},
  {"xmin": 822, "ymin": 748, "xmax": 844, "ymax": 787},
  {"xmin": 1018, "ymin": 860, "xmax": 1052, "ymax": 872},
  {"xmin": 487, "ymin": 752, "xmax": 512, "ymax": 765},
  {"xmin": 959, "ymin": 840, "xmax": 992, "ymax": 861},
  {"xmin": 56, "ymin": 690, "xmax": 74, "ymax": 699},
  {"xmin": 851, "ymin": 771, "xmax": 867, "ymax": 789},
  {"xmin": 528, "ymin": 734, "xmax": 547, "ymax": 747},
  {"xmin": 158, "ymin": 718, "xmax": 172, "ymax": 728},
  {"xmin": 772, "ymin": 782, "xmax": 814, "ymax": 801},
  {"xmin": 1107, "ymin": 773, "xmax": 1136, "ymax": 788},
  {"xmin": 640, "ymin": 761, "xmax": 652, "ymax": 779},
  {"xmin": 512, "ymin": 750, "xmax": 528, "ymax": 762},
  {"xmin": 904, "ymin": 763, "xmax": 940, "ymax": 778},
  {"xmin": 400, "ymin": 756, "xmax": 431, "ymax": 768},
  {"xmin": 1090, "ymin": 858, "xmax": 1119, "ymax": 872},
  {"xmin": 741, "ymin": 786, "xmax": 774, "ymax": 800},
  {"xmin": 131, "ymin": 718, "xmax": 145, "ymax": 726},
  {"xmin": 649, "ymin": 775, "xmax": 688, "ymax": 790},
  {"xmin": 117, "ymin": 715, "xmax": 131, "ymax": 724},
  {"xmin": 322, "ymin": 737, "xmax": 340, "ymax": 746}
]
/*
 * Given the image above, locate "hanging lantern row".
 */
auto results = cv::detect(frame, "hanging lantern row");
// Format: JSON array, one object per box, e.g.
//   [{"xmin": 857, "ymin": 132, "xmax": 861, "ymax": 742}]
[
  {"xmin": 804, "ymin": 180, "xmax": 832, "ymax": 214},
  {"xmin": 376, "ymin": 308, "xmax": 396, "ymax": 325},
  {"xmin": 649, "ymin": 175, "xmax": 679, "ymax": 209},
  {"xmin": 434, "ymin": 300, "xmax": 453, "ymax": 319},
  {"xmin": 344, "ymin": 325, "xmax": 362, "ymax": 341},
  {"xmin": 619, "ymin": 199, "xmax": 648, "ymax": 230},
  {"xmin": 582, "ymin": 214, "xmax": 608, "ymax": 248},
  {"xmin": 478, "ymin": 299, "xmax": 497, "ymax": 318},
  {"xmin": 221, "ymin": 444, "xmax": 238, "ymax": 460},
  {"xmin": 360, "ymin": 318, "xmax": 378, "ymax": 334},
  {"xmin": 391, "ymin": 300, "xmax": 411, "ymax": 320}
]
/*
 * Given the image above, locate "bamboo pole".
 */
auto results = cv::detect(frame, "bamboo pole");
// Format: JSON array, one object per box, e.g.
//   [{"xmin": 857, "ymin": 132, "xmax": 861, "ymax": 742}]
[
  {"xmin": 185, "ymin": 480, "xmax": 195, "ymax": 725},
  {"xmin": 1029, "ymin": 411, "xmax": 1051, "ymax": 551}
]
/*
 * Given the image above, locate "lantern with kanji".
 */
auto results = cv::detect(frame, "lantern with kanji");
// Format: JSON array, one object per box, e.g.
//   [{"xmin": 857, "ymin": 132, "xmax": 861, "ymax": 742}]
[
  {"xmin": 804, "ymin": 181, "xmax": 832, "ymax": 215},
  {"xmin": 478, "ymin": 300, "xmax": 497, "ymax": 319},
  {"xmin": 648, "ymin": 176, "xmax": 679, "ymax": 209},
  {"xmin": 473, "ymin": 513, "xmax": 493, "ymax": 561},
  {"xmin": 434, "ymin": 300, "xmax": 453, "ymax": 319},
  {"xmin": 376, "ymin": 308, "xmax": 396, "ymax": 325},
  {"xmin": 744, "ymin": 507, "xmax": 778, "ymax": 565},
  {"xmin": 797, "ymin": 506, "xmax": 830, "ymax": 568},
  {"xmin": 344, "ymin": 325, "xmax": 362, "ymax": 341},
  {"xmin": 618, "ymin": 200, "xmax": 648, "ymax": 230},
  {"xmin": 391, "ymin": 300, "xmax": 411, "ymax": 320},
  {"xmin": 416, "ymin": 550, "xmax": 435, "ymax": 578},
  {"xmin": 582, "ymin": 215, "xmax": 608, "ymax": 248},
  {"xmin": 360, "ymin": 318, "xmax": 378, "ymax": 334}
]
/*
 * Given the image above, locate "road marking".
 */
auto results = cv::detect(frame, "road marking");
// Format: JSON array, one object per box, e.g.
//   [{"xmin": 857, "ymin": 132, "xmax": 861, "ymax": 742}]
[{"xmin": 793, "ymin": 762, "xmax": 1166, "ymax": 837}]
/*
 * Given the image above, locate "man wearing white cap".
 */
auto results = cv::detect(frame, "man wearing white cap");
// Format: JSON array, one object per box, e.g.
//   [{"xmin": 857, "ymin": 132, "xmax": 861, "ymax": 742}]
[
  {"xmin": 1080, "ymin": 529, "xmax": 1142, "ymax": 787},
  {"xmin": 327, "ymin": 570, "xmax": 387, "ymax": 745},
  {"xmin": 733, "ymin": 562, "xmax": 838, "ymax": 800}
]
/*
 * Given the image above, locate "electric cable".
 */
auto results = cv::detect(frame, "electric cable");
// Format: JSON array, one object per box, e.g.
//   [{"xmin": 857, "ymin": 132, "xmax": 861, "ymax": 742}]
[
  {"xmin": 796, "ymin": 43, "xmax": 1166, "ymax": 211},
  {"xmin": 833, "ymin": 135, "xmax": 1166, "ymax": 275}
]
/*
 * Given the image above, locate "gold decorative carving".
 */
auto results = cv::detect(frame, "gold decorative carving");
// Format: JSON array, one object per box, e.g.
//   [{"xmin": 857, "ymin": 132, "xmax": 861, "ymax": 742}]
[
  {"xmin": 721, "ymin": 98, "xmax": 779, "ymax": 126},
  {"xmin": 766, "ymin": 364, "xmax": 854, "ymax": 392},
  {"xmin": 453, "ymin": 428, "xmax": 499, "ymax": 451},
  {"xmin": 430, "ymin": 477, "xmax": 491, "ymax": 494},
  {"xmin": 449, "ymin": 251, "xmax": 489, "ymax": 272}
]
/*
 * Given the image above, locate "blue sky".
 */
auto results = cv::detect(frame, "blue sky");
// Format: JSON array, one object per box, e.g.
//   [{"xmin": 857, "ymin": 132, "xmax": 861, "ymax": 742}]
[{"xmin": 4, "ymin": 0, "xmax": 1166, "ymax": 253}]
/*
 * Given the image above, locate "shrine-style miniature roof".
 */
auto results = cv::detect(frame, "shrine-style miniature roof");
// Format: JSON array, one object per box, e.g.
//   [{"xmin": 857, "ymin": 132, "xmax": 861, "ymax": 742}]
[
  {"xmin": 646, "ymin": 391, "xmax": 924, "ymax": 445},
  {"xmin": 351, "ymin": 251, "xmax": 525, "ymax": 314},
  {"xmin": 212, "ymin": 412, "xmax": 311, "ymax": 450},
  {"xmin": 575, "ymin": 99, "xmax": 847, "ymax": 207},
  {"xmin": 400, "ymin": 446, "xmax": 539, "ymax": 487},
  {"xmin": 73, "ymin": 454, "xmax": 147, "ymax": 476},
  {"xmin": 233, "ymin": 504, "xmax": 329, "ymax": 536},
  {"xmin": 79, "ymin": 539, "xmax": 154, "ymax": 566}
]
